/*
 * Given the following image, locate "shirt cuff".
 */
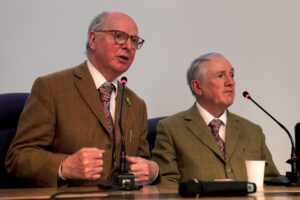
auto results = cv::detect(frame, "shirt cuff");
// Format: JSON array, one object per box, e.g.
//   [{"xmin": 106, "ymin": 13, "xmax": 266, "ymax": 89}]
[
  {"xmin": 58, "ymin": 163, "xmax": 66, "ymax": 181},
  {"xmin": 149, "ymin": 161, "xmax": 159, "ymax": 184}
]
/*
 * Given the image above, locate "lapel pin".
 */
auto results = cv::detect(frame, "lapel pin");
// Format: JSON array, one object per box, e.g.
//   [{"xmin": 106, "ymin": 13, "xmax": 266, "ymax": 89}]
[{"xmin": 125, "ymin": 97, "xmax": 131, "ymax": 106}]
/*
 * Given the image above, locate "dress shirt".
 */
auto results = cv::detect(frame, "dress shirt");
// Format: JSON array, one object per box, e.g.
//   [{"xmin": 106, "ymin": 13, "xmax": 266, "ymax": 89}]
[{"xmin": 87, "ymin": 60, "xmax": 118, "ymax": 121}]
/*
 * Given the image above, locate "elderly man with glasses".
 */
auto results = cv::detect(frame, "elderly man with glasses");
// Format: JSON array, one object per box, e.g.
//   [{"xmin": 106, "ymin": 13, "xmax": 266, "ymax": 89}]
[{"xmin": 6, "ymin": 11, "xmax": 158, "ymax": 187}]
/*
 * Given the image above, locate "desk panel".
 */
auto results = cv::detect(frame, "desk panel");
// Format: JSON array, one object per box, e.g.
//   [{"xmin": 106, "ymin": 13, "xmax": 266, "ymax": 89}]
[{"xmin": 1, "ymin": 185, "xmax": 300, "ymax": 200}]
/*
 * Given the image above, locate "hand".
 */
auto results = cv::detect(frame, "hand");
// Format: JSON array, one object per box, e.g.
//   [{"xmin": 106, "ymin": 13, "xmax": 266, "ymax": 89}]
[
  {"xmin": 214, "ymin": 179, "xmax": 234, "ymax": 181},
  {"xmin": 126, "ymin": 156, "xmax": 159, "ymax": 185},
  {"xmin": 61, "ymin": 147, "xmax": 105, "ymax": 180}
]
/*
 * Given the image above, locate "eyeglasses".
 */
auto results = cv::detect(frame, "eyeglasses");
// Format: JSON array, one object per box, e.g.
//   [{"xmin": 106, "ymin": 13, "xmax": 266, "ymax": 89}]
[{"xmin": 95, "ymin": 30, "xmax": 145, "ymax": 50}]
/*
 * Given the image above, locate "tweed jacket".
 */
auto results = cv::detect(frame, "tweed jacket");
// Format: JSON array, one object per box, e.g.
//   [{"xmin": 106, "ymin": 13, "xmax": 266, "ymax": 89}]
[
  {"xmin": 151, "ymin": 104, "xmax": 279, "ymax": 185},
  {"xmin": 5, "ymin": 61, "xmax": 150, "ymax": 187}
]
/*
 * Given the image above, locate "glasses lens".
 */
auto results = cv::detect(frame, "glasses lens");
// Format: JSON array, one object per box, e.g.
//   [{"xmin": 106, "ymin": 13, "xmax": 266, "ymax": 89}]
[
  {"xmin": 137, "ymin": 39, "xmax": 144, "ymax": 49},
  {"xmin": 110, "ymin": 30, "xmax": 144, "ymax": 50},
  {"xmin": 114, "ymin": 31, "xmax": 128, "ymax": 44},
  {"xmin": 129, "ymin": 36, "xmax": 139, "ymax": 49}
]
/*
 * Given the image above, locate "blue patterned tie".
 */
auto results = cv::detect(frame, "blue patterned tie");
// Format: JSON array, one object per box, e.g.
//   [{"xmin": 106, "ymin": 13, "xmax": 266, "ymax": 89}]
[
  {"xmin": 98, "ymin": 83, "xmax": 115, "ymax": 138},
  {"xmin": 209, "ymin": 118, "xmax": 225, "ymax": 156}
]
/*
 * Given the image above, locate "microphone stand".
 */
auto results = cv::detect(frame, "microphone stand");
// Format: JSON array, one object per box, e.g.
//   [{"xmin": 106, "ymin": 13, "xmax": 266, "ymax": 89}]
[
  {"xmin": 98, "ymin": 77, "xmax": 142, "ymax": 190},
  {"xmin": 117, "ymin": 77, "xmax": 142, "ymax": 190},
  {"xmin": 243, "ymin": 91, "xmax": 300, "ymax": 186}
]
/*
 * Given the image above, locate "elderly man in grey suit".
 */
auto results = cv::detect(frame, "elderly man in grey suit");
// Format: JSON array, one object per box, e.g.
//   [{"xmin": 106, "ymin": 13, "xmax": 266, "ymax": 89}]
[{"xmin": 151, "ymin": 53, "xmax": 279, "ymax": 185}]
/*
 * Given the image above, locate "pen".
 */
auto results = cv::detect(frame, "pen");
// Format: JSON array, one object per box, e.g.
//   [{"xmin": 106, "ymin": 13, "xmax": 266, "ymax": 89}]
[{"xmin": 130, "ymin": 129, "xmax": 132, "ymax": 143}]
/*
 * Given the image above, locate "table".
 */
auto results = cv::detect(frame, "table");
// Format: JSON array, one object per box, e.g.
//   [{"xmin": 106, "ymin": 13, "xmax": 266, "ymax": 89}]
[{"xmin": 1, "ymin": 185, "xmax": 300, "ymax": 200}]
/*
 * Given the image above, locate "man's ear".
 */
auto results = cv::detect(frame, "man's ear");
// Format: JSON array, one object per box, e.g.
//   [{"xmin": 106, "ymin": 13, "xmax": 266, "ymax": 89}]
[
  {"xmin": 191, "ymin": 80, "xmax": 202, "ymax": 96},
  {"xmin": 88, "ymin": 31, "xmax": 97, "ymax": 51}
]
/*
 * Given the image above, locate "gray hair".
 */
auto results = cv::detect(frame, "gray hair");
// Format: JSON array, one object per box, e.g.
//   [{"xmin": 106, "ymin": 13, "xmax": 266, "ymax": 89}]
[
  {"xmin": 85, "ymin": 12, "xmax": 109, "ymax": 54},
  {"xmin": 187, "ymin": 53, "xmax": 223, "ymax": 96}
]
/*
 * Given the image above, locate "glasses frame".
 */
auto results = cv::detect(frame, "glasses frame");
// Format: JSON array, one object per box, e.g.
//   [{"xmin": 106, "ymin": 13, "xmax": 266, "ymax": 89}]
[{"xmin": 95, "ymin": 30, "xmax": 145, "ymax": 50}]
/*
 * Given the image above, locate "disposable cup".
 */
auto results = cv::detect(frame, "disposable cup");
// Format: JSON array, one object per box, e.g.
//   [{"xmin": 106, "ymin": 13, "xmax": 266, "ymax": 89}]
[{"xmin": 245, "ymin": 160, "xmax": 265, "ymax": 189}]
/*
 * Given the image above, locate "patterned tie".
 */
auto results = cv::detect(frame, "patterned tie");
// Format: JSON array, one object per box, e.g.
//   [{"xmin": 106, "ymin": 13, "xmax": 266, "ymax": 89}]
[
  {"xmin": 208, "ymin": 118, "xmax": 225, "ymax": 156},
  {"xmin": 98, "ymin": 83, "xmax": 115, "ymax": 138}
]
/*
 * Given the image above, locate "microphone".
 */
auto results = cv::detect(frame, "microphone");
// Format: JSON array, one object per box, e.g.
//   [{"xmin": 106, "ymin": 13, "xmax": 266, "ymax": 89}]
[
  {"xmin": 296, "ymin": 123, "xmax": 300, "ymax": 173},
  {"xmin": 243, "ymin": 91, "xmax": 300, "ymax": 186},
  {"xmin": 117, "ymin": 77, "xmax": 142, "ymax": 190},
  {"xmin": 119, "ymin": 77, "xmax": 127, "ymax": 174},
  {"xmin": 179, "ymin": 179, "xmax": 256, "ymax": 197},
  {"xmin": 98, "ymin": 77, "xmax": 142, "ymax": 190}
]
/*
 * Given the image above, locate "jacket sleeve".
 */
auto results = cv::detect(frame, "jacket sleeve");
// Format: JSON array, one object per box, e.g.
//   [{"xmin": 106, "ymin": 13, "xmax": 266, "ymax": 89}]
[
  {"xmin": 5, "ymin": 77, "xmax": 68, "ymax": 187},
  {"xmin": 151, "ymin": 119, "xmax": 180, "ymax": 185},
  {"xmin": 258, "ymin": 126, "xmax": 280, "ymax": 180}
]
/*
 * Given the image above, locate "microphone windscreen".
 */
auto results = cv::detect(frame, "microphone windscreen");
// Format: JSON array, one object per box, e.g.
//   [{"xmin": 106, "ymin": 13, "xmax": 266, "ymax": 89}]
[
  {"xmin": 120, "ymin": 77, "xmax": 127, "ymax": 85},
  {"xmin": 243, "ymin": 91, "xmax": 251, "ymax": 99}
]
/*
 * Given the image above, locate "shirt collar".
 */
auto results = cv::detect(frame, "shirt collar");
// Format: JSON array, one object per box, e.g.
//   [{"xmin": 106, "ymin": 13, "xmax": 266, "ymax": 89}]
[
  {"xmin": 196, "ymin": 102, "xmax": 227, "ymax": 126},
  {"xmin": 87, "ymin": 60, "xmax": 118, "ymax": 91}
]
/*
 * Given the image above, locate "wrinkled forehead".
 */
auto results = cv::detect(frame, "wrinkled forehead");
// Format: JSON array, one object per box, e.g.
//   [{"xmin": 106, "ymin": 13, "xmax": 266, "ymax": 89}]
[{"xmin": 103, "ymin": 12, "xmax": 138, "ymax": 35}]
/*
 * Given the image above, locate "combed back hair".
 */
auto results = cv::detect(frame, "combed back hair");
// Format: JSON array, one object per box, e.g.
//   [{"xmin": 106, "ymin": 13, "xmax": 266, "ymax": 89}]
[
  {"xmin": 187, "ymin": 53, "xmax": 224, "ymax": 96},
  {"xmin": 85, "ymin": 12, "xmax": 109, "ymax": 54}
]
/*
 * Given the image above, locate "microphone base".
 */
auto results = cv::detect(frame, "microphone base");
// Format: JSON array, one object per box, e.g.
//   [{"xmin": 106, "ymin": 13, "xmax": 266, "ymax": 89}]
[
  {"xmin": 265, "ymin": 173, "xmax": 300, "ymax": 187},
  {"xmin": 98, "ymin": 173, "xmax": 142, "ymax": 190},
  {"xmin": 118, "ymin": 173, "xmax": 143, "ymax": 190},
  {"xmin": 286, "ymin": 171, "xmax": 300, "ymax": 187}
]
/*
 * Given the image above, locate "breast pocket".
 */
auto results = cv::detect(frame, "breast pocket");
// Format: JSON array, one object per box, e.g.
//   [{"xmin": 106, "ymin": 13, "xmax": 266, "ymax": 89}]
[{"xmin": 242, "ymin": 145, "xmax": 262, "ymax": 160}]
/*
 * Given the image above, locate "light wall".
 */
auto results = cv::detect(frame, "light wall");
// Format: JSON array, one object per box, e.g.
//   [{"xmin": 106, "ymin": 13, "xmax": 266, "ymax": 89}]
[{"xmin": 1, "ymin": 0, "xmax": 300, "ymax": 175}]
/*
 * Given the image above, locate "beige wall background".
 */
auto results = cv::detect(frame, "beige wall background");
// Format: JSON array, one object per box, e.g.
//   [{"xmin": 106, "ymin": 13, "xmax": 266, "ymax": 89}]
[{"xmin": 1, "ymin": 0, "xmax": 300, "ymax": 175}]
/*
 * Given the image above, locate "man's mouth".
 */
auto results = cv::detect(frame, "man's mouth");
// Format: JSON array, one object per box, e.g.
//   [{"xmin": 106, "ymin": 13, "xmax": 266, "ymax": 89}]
[
  {"xmin": 119, "ymin": 55, "xmax": 129, "ymax": 61},
  {"xmin": 224, "ymin": 90, "xmax": 233, "ymax": 94}
]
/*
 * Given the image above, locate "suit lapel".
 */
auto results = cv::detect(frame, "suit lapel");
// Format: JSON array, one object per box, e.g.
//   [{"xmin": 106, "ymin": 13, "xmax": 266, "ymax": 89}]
[
  {"xmin": 73, "ymin": 62, "xmax": 111, "ymax": 134},
  {"xmin": 185, "ymin": 104, "xmax": 224, "ymax": 160},
  {"xmin": 224, "ymin": 111, "xmax": 242, "ymax": 162}
]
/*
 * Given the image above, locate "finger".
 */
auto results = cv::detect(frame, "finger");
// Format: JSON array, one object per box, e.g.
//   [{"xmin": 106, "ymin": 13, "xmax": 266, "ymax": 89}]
[
  {"xmin": 91, "ymin": 173, "xmax": 101, "ymax": 180},
  {"xmin": 84, "ymin": 158, "xmax": 104, "ymax": 168},
  {"xmin": 82, "ymin": 166, "xmax": 103, "ymax": 179},
  {"xmin": 129, "ymin": 160, "xmax": 149, "ymax": 172},
  {"xmin": 129, "ymin": 164, "xmax": 144, "ymax": 172},
  {"xmin": 88, "ymin": 166, "xmax": 103, "ymax": 176},
  {"xmin": 134, "ymin": 176, "xmax": 149, "ymax": 185},
  {"xmin": 214, "ymin": 179, "xmax": 233, "ymax": 181},
  {"xmin": 126, "ymin": 156, "xmax": 139, "ymax": 163},
  {"xmin": 79, "ymin": 150, "xmax": 105, "ymax": 160},
  {"xmin": 129, "ymin": 169, "xmax": 149, "ymax": 178},
  {"xmin": 79, "ymin": 147, "xmax": 105, "ymax": 153}
]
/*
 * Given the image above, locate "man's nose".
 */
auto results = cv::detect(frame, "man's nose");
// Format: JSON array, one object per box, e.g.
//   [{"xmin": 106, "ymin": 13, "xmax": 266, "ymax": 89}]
[
  {"xmin": 122, "ymin": 38, "xmax": 134, "ymax": 50},
  {"xmin": 225, "ymin": 74, "xmax": 234, "ymax": 85}
]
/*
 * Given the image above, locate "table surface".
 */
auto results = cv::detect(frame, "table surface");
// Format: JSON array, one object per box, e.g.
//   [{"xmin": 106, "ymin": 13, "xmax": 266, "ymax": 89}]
[{"xmin": 1, "ymin": 185, "xmax": 300, "ymax": 200}]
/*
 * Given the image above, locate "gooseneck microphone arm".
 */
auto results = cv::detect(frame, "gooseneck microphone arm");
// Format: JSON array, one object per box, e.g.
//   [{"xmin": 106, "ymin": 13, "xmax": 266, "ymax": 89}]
[
  {"xmin": 119, "ymin": 77, "xmax": 127, "ymax": 174},
  {"xmin": 243, "ymin": 91, "xmax": 300, "ymax": 185},
  {"xmin": 243, "ymin": 91, "xmax": 295, "ymax": 151}
]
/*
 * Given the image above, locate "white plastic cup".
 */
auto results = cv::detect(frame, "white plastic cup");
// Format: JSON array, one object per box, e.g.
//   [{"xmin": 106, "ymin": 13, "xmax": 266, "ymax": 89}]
[{"xmin": 245, "ymin": 160, "xmax": 266, "ymax": 189}]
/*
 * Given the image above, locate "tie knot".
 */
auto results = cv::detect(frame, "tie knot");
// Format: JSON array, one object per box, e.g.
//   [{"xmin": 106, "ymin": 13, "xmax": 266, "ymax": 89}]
[
  {"xmin": 209, "ymin": 118, "xmax": 223, "ymax": 130},
  {"xmin": 98, "ymin": 83, "xmax": 115, "ymax": 102}
]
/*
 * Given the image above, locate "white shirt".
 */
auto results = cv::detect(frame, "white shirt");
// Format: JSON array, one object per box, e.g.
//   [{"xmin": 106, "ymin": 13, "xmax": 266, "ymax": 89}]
[
  {"xmin": 196, "ymin": 102, "xmax": 227, "ymax": 141},
  {"xmin": 87, "ymin": 60, "xmax": 118, "ymax": 121}
]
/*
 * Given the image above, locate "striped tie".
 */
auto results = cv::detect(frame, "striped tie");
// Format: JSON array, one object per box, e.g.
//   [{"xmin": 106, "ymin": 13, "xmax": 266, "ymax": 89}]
[
  {"xmin": 209, "ymin": 118, "xmax": 225, "ymax": 156},
  {"xmin": 98, "ymin": 83, "xmax": 115, "ymax": 138}
]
